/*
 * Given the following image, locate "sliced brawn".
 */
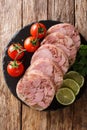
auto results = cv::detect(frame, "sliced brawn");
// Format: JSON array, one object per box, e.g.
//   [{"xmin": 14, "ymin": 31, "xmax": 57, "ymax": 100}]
[
  {"xmin": 31, "ymin": 44, "xmax": 69, "ymax": 74},
  {"xmin": 16, "ymin": 70, "xmax": 55, "ymax": 111},
  {"xmin": 47, "ymin": 23, "xmax": 80, "ymax": 50},
  {"xmin": 41, "ymin": 32, "xmax": 77, "ymax": 65},
  {"xmin": 29, "ymin": 58, "xmax": 63, "ymax": 92}
]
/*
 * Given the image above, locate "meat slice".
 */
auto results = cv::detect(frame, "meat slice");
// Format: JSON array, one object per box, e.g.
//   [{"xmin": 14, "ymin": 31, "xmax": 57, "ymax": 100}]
[
  {"xmin": 41, "ymin": 32, "xmax": 77, "ymax": 65},
  {"xmin": 29, "ymin": 58, "xmax": 63, "ymax": 92},
  {"xmin": 31, "ymin": 44, "xmax": 69, "ymax": 74},
  {"xmin": 16, "ymin": 70, "xmax": 55, "ymax": 111},
  {"xmin": 47, "ymin": 23, "xmax": 81, "ymax": 50}
]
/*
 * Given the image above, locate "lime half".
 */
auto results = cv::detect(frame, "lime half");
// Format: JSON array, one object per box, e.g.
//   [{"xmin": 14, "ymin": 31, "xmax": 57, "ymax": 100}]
[
  {"xmin": 56, "ymin": 88, "xmax": 75, "ymax": 106},
  {"xmin": 64, "ymin": 71, "xmax": 84, "ymax": 88},
  {"xmin": 62, "ymin": 79, "xmax": 80, "ymax": 95}
]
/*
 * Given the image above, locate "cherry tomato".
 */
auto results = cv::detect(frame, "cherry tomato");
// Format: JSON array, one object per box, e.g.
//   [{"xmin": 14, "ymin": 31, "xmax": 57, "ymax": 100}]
[
  {"xmin": 30, "ymin": 23, "xmax": 47, "ymax": 39},
  {"xmin": 8, "ymin": 43, "xmax": 25, "ymax": 60},
  {"xmin": 7, "ymin": 61, "xmax": 24, "ymax": 77},
  {"xmin": 24, "ymin": 36, "xmax": 39, "ymax": 52}
]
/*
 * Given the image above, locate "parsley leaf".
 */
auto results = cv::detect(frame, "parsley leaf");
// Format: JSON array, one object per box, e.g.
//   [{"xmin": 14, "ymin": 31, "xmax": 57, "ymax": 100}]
[{"xmin": 72, "ymin": 45, "xmax": 87, "ymax": 76}]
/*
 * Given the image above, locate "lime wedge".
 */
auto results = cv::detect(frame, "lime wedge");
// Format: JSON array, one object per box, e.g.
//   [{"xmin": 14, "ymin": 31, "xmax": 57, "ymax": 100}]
[
  {"xmin": 64, "ymin": 71, "xmax": 84, "ymax": 88},
  {"xmin": 62, "ymin": 79, "xmax": 80, "ymax": 95},
  {"xmin": 56, "ymin": 88, "xmax": 75, "ymax": 106}
]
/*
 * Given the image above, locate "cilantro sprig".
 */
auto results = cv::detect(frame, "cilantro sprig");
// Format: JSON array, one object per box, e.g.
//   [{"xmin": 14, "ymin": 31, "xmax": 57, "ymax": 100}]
[{"xmin": 72, "ymin": 45, "xmax": 87, "ymax": 76}]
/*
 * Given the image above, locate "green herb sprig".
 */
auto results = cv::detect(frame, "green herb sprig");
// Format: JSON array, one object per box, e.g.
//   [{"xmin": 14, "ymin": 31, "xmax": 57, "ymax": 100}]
[{"xmin": 72, "ymin": 44, "xmax": 87, "ymax": 76}]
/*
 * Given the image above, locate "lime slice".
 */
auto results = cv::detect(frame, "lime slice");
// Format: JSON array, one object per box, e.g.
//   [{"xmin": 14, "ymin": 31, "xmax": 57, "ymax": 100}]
[
  {"xmin": 62, "ymin": 79, "xmax": 80, "ymax": 95},
  {"xmin": 64, "ymin": 71, "xmax": 84, "ymax": 88},
  {"xmin": 56, "ymin": 88, "xmax": 75, "ymax": 106}
]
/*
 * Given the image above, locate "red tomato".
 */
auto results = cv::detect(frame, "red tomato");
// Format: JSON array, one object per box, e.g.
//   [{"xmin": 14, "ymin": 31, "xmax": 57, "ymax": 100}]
[
  {"xmin": 24, "ymin": 36, "xmax": 39, "ymax": 52},
  {"xmin": 7, "ymin": 61, "xmax": 24, "ymax": 77},
  {"xmin": 8, "ymin": 43, "xmax": 25, "ymax": 60},
  {"xmin": 30, "ymin": 23, "xmax": 47, "ymax": 39}
]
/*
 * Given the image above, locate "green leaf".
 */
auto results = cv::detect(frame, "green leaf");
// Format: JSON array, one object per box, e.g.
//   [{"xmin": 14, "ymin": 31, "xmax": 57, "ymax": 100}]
[{"xmin": 72, "ymin": 44, "xmax": 87, "ymax": 76}]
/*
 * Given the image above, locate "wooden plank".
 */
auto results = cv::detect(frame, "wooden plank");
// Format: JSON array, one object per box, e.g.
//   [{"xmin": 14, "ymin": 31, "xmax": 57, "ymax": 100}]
[
  {"xmin": 72, "ymin": 95, "xmax": 87, "ymax": 130},
  {"xmin": 23, "ymin": 0, "xmax": 47, "ymax": 25},
  {"xmin": 46, "ymin": 106, "xmax": 74, "ymax": 130},
  {"xmin": 72, "ymin": 1, "xmax": 87, "ymax": 129},
  {"xmin": 47, "ymin": 0, "xmax": 75, "ymax": 130},
  {"xmin": 47, "ymin": 0, "xmax": 75, "ymax": 24},
  {"xmin": 22, "ymin": 107, "xmax": 48, "ymax": 130},
  {"xmin": 22, "ymin": 0, "xmax": 76, "ymax": 130},
  {"xmin": 0, "ymin": 0, "xmax": 22, "ymax": 130},
  {"xmin": 75, "ymin": 0, "xmax": 87, "ymax": 40},
  {"xmin": 22, "ymin": 0, "xmax": 48, "ymax": 130}
]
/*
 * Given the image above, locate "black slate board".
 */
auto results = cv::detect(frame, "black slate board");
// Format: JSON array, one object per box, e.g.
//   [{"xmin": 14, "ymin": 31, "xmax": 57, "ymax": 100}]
[{"xmin": 2, "ymin": 20, "xmax": 87, "ymax": 111}]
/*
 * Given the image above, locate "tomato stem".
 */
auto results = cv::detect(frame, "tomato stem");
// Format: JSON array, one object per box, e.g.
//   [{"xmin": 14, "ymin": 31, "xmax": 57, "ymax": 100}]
[
  {"xmin": 14, "ymin": 49, "xmax": 26, "ymax": 60},
  {"xmin": 38, "ymin": 27, "xmax": 44, "ymax": 33},
  {"xmin": 38, "ymin": 23, "xmax": 44, "ymax": 33},
  {"xmin": 10, "ymin": 60, "xmax": 18, "ymax": 68},
  {"xmin": 9, "ymin": 60, "xmax": 23, "ymax": 69},
  {"xmin": 14, "ymin": 43, "xmax": 22, "ymax": 50},
  {"xmin": 31, "ymin": 39, "xmax": 39, "ymax": 46}
]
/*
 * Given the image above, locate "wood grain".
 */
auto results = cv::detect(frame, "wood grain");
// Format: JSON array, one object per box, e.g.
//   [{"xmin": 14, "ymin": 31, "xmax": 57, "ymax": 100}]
[
  {"xmin": 46, "ymin": 106, "xmax": 73, "ymax": 130},
  {"xmin": 23, "ymin": 0, "xmax": 48, "ymax": 26},
  {"xmin": 0, "ymin": 0, "xmax": 87, "ymax": 130},
  {"xmin": 47, "ymin": 0, "xmax": 75, "ymax": 24},
  {"xmin": 75, "ymin": 0, "xmax": 87, "ymax": 40},
  {"xmin": 72, "ymin": 1, "xmax": 87, "ymax": 129},
  {"xmin": 22, "ymin": 106, "xmax": 48, "ymax": 130},
  {"xmin": 21, "ymin": 0, "xmax": 78, "ymax": 130},
  {"xmin": 22, "ymin": 0, "xmax": 48, "ymax": 130},
  {"xmin": 72, "ymin": 95, "xmax": 87, "ymax": 130},
  {"xmin": 0, "ymin": 0, "xmax": 22, "ymax": 130},
  {"xmin": 47, "ymin": 1, "xmax": 75, "ymax": 130}
]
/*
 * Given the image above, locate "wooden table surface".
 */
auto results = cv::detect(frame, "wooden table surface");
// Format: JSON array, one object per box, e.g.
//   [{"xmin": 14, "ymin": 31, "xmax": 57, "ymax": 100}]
[{"xmin": 0, "ymin": 0, "xmax": 87, "ymax": 130}]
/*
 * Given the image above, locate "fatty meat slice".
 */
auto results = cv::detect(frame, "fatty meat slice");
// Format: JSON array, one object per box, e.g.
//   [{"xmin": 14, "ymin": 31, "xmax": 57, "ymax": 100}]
[
  {"xmin": 29, "ymin": 58, "xmax": 63, "ymax": 92},
  {"xmin": 31, "ymin": 44, "xmax": 69, "ymax": 74},
  {"xmin": 41, "ymin": 32, "xmax": 77, "ymax": 65},
  {"xmin": 47, "ymin": 23, "xmax": 81, "ymax": 50},
  {"xmin": 16, "ymin": 70, "xmax": 55, "ymax": 111}
]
